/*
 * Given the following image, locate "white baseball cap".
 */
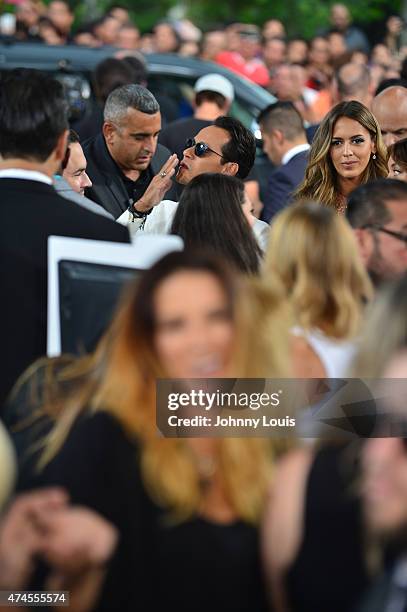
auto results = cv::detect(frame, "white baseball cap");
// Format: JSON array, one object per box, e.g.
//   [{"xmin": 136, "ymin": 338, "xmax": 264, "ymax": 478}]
[{"xmin": 194, "ymin": 74, "xmax": 235, "ymax": 102}]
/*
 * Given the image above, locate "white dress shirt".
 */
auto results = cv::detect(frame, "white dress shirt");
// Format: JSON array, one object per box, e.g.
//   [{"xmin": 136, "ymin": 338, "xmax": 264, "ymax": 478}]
[
  {"xmin": 0, "ymin": 168, "xmax": 53, "ymax": 185},
  {"xmin": 281, "ymin": 143, "xmax": 311, "ymax": 166}
]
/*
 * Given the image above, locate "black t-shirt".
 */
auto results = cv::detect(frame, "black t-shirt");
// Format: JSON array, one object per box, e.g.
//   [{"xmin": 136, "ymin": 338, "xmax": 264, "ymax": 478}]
[{"xmin": 120, "ymin": 166, "xmax": 154, "ymax": 204}]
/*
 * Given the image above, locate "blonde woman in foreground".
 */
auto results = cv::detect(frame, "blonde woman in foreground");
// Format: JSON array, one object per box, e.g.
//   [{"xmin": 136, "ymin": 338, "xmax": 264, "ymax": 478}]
[
  {"xmin": 262, "ymin": 273, "xmax": 407, "ymax": 612},
  {"xmin": 263, "ymin": 201, "xmax": 373, "ymax": 378}
]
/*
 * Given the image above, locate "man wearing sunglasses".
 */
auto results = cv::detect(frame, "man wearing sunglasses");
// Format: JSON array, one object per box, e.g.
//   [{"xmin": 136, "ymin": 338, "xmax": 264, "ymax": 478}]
[
  {"xmin": 347, "ymin": 179, "xmax": 407, "ymax": 287},
  {"xmin": 123, "ymin": 115, "xmax": 263, "ymax": 240}
]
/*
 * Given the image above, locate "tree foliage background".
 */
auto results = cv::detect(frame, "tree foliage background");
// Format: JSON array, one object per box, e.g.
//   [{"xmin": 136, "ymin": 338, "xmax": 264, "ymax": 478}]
[
  {"xmin": 82, "ymin": 0, "xmax": 403, "ymax": 38},
  {"xmin": 187, "ymin": 0, "xmax": 402, "ymax": 38}
]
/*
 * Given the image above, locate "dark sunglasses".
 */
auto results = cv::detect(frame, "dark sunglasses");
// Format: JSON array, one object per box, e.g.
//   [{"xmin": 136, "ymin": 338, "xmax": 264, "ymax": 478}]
[
  {"xmin": 362, "ymin": 225, "xmax": 407, "ymax": 245},
  {"xmin": 185, "ymin": 137, "xmax": 226, "ymax": 159}
]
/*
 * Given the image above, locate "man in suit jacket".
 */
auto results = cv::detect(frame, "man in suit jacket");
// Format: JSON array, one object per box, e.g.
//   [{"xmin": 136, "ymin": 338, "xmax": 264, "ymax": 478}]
[
  {"xmin": 83, "ymin": 84, "xmax": 178, "ymax": 221},
  {"xmin": 0, "ymin": 69, "xmax": 130, "ymax": 408},
  {"xmin": 258, "ymin": 101, "xmax": 310, "ymax": 223}
]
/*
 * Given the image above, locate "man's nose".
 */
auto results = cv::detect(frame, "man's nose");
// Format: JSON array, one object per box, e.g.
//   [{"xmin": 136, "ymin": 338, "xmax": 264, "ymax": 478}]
[
  {"xmin": 143, "ymin": 136, "xmax": 156, "ymax": 151},
  {"xmin": 82, "ymin": 172, "xmax": 92, "ymax": 189},
  {"xmin": 182, "ymin": 143, "xmax": 194, "ymax": 158}
]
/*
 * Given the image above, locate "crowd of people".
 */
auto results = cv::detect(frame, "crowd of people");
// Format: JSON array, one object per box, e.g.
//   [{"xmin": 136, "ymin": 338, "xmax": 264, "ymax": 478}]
[
  {"xmin": 0, "ymin": 5, "xmax": 407, "ymax": 611},
  {"xmin": 3, "ymin": 2, "xmax": 407, "ymax": 103}
]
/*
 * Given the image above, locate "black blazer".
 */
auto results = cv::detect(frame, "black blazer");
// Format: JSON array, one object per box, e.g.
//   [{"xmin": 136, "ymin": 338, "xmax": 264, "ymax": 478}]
[
  {"xmin": 0, "ymin": 178, "xmax": 129, "ymax": 409},
  {"xmin": 261, "ymin": 150, "xmax": 309, "ymax": 223},
  {"xmin": 83, "ymin": 134, "xmax": 178, "ymax": 219}
]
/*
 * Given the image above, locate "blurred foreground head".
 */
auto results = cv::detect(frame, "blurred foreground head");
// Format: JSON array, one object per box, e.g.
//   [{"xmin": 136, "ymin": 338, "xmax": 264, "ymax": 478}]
[
  {"xmin": 0, "ymin": 69, "xmax": 69, "ymax": 171},
  {"xmin": 171, "ymin": 174, "xmax": 262, "ymax": 275},
  {"xmin": 264, "ymin": 201, "xmax": 372, "ymax": 338},
  {"xmin": 37, "ymin": 250, "xmax": 289, "ymax": 447},
  {"xmin": 358, "ymin": 275, "xmax": 407, "ymax": 537},
  {"xmin": 36, "ymin": 250, "xmax": 289, "ymax": 522}
]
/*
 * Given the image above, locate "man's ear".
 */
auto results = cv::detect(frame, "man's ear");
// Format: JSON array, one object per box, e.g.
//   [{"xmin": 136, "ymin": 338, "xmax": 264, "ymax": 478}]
[
  {"xmin": 353, "ymin": 228, "xmax": 373, "ymax": 265},
  {"xmin": 54, "ymin": 129, "xmax": 69, "ymax": 163},
  {"xmin": 272, "ymin": 128, "xmax": 285, "ymax": 145},
  {"xmin": 221, "ymin": 161, "xmax": 239, "ymax": 176},
  {"xmin": 103, "ymin": 121, "xmax": 116, "ymax": 146}
]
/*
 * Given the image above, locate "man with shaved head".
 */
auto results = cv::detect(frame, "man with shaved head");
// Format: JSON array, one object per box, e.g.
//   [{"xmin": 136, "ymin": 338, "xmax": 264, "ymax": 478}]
[
  {"xmin": 371, "ymin": 86, "xmax": 407, "ymax": 147},
  {"xmin": 335, "ymin": 63, "xmax": 372, "ymax": 108}
]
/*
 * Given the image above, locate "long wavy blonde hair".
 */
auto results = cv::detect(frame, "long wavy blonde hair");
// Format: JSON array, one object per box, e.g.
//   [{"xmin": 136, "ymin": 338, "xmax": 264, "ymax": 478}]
[
  {"xmin": 295, "ymin": 101, "xmax": 388, "ymax": 211},
  {"xmin": 29, "ymin": 251, "xmax": 290, "ymax": 524},
  {"xmin": 263, "ymin": 202, "xmax": 373, "ymax": 338}
]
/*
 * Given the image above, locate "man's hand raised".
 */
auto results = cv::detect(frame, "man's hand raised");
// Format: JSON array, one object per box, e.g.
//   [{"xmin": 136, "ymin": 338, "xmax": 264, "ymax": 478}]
[{"xmin": 133, "ymin": 154, "xmax": 178, "ymax": 213}]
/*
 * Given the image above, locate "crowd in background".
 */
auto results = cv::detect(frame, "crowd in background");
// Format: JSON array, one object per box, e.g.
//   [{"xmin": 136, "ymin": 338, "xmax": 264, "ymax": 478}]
[
  {"xmin": 0, "ymin": 4, "xmax": 407, "ymax": 612},
  {"xmin": 4, "ymin": 2, "xmax": 407, "ymax": 116}
]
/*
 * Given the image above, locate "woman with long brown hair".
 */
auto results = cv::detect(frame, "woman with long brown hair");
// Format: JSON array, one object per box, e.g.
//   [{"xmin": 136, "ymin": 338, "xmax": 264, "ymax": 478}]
[
  {"xmin": 19, "ymin": 250, "xmax": 289, "ymax": 612},
  {"xmin": 295, "ymin": 101, "xmax": 388, "ymax": 213}
]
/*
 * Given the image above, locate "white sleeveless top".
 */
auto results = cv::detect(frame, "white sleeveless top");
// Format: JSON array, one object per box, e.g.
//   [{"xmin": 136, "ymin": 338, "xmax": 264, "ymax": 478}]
[{"xmin": 292, "ymin": 327, "xmax": 357, "ymax": 378}]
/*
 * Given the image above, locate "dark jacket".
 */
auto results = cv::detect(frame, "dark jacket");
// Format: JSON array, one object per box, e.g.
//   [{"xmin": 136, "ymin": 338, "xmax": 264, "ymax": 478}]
[
  {"xmin": 0, "ymin": 178, "xmax": 129, "ymax": 409},
  {"xmin": 261, "ymin": 150, "xmax": 309, "ymax": 223},
  {"xmin": 83, "ymin": 134, "xmax": 177, "ymax": 219}
]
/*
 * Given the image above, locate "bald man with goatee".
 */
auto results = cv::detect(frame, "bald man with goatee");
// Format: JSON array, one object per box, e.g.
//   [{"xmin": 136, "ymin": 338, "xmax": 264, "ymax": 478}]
[{"xmin": 371, "ymin": 86, "xmax": 407, "ymax": 147}]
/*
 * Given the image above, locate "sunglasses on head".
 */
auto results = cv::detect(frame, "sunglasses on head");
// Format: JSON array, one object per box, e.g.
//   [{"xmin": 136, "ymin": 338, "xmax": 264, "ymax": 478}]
[{"xmin": 185, "ymin": 137, "xmax": 226, "ymax": 159}]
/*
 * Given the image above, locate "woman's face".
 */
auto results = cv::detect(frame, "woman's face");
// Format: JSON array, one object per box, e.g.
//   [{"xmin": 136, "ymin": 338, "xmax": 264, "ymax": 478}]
[
  {"xmin": 153, "ymin": 271, "xmax": 235, "ymax": 378},
  {"xmin": 388, "ymin": 156, "xmax": 407, "ymax": 182},
  {"xmin": 242, "ymin": 192, "xmax": 255, "ymax": 227},
  {"xmin": 329, "ymin": 116, "xmax": 376, "ymax": 181}
]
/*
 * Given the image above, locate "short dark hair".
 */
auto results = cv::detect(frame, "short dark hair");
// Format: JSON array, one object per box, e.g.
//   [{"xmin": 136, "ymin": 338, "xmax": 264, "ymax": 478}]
[
  {"xmin": 94, "ymin": 57, "xmax": 139, "ymax": 104},
  {"xmin": 171, "ymin": 173, "xmax": 262, "ymax": 274},
  {"xmin": 0, "ymin": 69, "xmax": 69, "ymax": 162},
  {"xmin": 121, "ymin": 55, "xmax": 148, "ymax": 85},
  {"xmin": 389, "ymin": 138, "xmax": 407, "ymax": 167},
  {"xmin": 68, "ymin": 128, "xmax": 80, "ymax": 144},
  {"xmin": 61, "ymin": 129, "xmax": 80, "ymax": 170},
  {"xmin": 347, "ymin": 178, "xmax": 407, "ymax": 228},
  {"xmin": 375, "ymin": 78, "xmax": 407, "ymax": 97},
  {"xmin": 258, "ymin": 101, "xmax": 305, "ymax": 141},
  {"xmin": 195, "ymin": 90, "xmax": 227, "ymax": 109},
  {"xmin": 214, "ymin": 116, "xmax": 256, "ymax": 179}
]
